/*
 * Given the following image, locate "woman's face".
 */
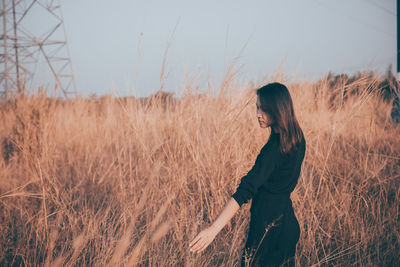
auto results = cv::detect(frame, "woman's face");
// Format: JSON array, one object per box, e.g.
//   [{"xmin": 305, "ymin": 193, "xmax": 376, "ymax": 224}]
[{"xmin": 256, "ymin": 97, "xmax": 274, "ymax": 128}]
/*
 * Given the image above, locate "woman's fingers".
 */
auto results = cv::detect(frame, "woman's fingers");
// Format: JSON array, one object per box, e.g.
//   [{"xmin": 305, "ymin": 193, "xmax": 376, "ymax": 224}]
[
  {"xmin": 190, "ymin": 227, "xmax": 217, "ymax": 253},
  {"xmin": 190, "ymin": 231, "xmax": 205, "ymax": 248},
  {"xmin": 190, "ymin": 236, "xmax": 202, "ymax": 251},
  {"xmin": 189, "ymin": 238, "xmax": 200, "ymax": 251},
  {"xmin": 190, "ymin": 238, "xmax": 205, "ymax": 252},
  {"xmin": 190, "ymin": 237, "xmax": 210, "ymax": 252},
  {"xmin": 196, "ymin": 241, "xmax": 208, "ymax": 252},
  {"xmin": 189, "ymin": 234, "xmax": 201, "ymax": 248},
  {"xmin": 200, "ymin": 239, "xmax": 212, "ymax": 252}
]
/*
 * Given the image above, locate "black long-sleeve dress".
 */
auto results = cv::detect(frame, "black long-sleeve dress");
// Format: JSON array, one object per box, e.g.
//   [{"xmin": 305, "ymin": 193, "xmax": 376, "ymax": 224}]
[{"xmin": 232, "ymin": 131, "xmax": 306, "ymax": 267}]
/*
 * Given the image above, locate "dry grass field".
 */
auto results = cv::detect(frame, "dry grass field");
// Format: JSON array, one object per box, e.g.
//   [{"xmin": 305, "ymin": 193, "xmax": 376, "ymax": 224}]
[{"xmin": 0, "ymin": 72, "xmax": 399, "ymax": 266}]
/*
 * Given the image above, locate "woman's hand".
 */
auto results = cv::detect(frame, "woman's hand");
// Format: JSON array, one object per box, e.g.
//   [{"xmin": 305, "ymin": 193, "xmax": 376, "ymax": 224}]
[
  {"xmin": 189, "ymin": 226, "xmax": 218, "ymax": 253},
  {"xmin": 189, "ymin": 198, "xmax": 240, "ymax": 253}
]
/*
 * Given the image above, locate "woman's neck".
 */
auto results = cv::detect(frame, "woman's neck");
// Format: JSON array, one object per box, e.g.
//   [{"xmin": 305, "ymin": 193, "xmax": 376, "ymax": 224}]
[{"xmin": 271, "ymin": 126, "xmax": 279, "ymax": 134}]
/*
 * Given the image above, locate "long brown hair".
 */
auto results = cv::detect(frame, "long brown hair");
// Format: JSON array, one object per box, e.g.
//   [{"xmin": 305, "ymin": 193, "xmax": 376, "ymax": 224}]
[{"xmin": 257, "ymin": 82, "xmax": 303, "ymax": 154}]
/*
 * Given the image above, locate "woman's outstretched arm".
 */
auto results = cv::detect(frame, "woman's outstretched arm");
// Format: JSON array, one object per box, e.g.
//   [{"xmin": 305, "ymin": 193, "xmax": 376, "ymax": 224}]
[{"xmin": 189, "ymin": 197, "xmax": 240, "ymax": 253}]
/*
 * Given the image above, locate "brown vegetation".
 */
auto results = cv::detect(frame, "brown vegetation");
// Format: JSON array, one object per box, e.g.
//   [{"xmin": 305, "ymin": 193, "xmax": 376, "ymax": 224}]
[{"xmin": 0, "ymin": 72, "xmax": 399, "ymax": 266}]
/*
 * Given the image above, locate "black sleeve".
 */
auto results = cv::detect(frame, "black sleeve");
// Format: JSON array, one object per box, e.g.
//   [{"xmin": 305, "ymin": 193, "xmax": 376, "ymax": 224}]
[{"xmin": 231, "ymin": 137, "xmax": 279, "ymax": 206}]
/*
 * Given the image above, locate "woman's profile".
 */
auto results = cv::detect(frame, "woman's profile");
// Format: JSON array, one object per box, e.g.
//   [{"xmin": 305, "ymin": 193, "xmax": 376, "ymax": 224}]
[{"xmin": 189, "ymin": 82, "xmax": 306, "ymax": 266}]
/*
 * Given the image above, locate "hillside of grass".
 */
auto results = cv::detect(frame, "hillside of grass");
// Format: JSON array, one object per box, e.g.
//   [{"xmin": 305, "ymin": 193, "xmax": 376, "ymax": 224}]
[{"xmin": 0, "ymin": 71, "xmax": 399, "ymax": 266}]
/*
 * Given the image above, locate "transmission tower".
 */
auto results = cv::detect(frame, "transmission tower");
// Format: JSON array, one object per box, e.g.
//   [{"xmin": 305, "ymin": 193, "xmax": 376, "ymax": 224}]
[{"xmin": 1, "ymin": 0, "xmax": 76, "ymax": 98}]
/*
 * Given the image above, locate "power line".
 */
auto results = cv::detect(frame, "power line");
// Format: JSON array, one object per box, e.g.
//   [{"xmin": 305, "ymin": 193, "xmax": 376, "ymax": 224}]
[
  {"xmin": 364, "ymin": 0, "xmax": 396, "ymax": 16},
  {"xmin": 315, "ymin": 0, "xmax": 395, "ymax": 39}
]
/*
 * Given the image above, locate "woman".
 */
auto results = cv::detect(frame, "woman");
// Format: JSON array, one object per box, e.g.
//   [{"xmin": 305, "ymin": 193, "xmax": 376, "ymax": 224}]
[{"xmin": 189, "ymin": 83, "xmax": 306, "ymax": 266}]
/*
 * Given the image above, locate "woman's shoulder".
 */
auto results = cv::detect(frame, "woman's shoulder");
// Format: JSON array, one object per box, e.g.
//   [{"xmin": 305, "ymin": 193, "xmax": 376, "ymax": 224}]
[{"xmin": 260, "ymin": 132, "xmax": 280, "ymax": 155}]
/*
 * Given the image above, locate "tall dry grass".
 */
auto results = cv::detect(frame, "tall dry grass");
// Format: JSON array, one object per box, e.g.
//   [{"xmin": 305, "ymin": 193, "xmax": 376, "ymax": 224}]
[{"xmin": 0, "ymin": 72, "xmax": 399, "ymax": 266}]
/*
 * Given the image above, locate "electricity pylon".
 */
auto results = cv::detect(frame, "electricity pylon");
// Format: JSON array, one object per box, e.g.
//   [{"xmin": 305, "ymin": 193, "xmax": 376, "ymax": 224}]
[{"xmin": 1, "ymin": 0, "xmax": 76, "ymax": 99}]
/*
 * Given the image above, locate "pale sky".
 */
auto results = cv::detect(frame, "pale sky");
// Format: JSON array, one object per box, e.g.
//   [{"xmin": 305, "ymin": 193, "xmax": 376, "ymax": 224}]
[{"xmin": 30, "ymin": 0, "xmax": 397, "ymax": 97}]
